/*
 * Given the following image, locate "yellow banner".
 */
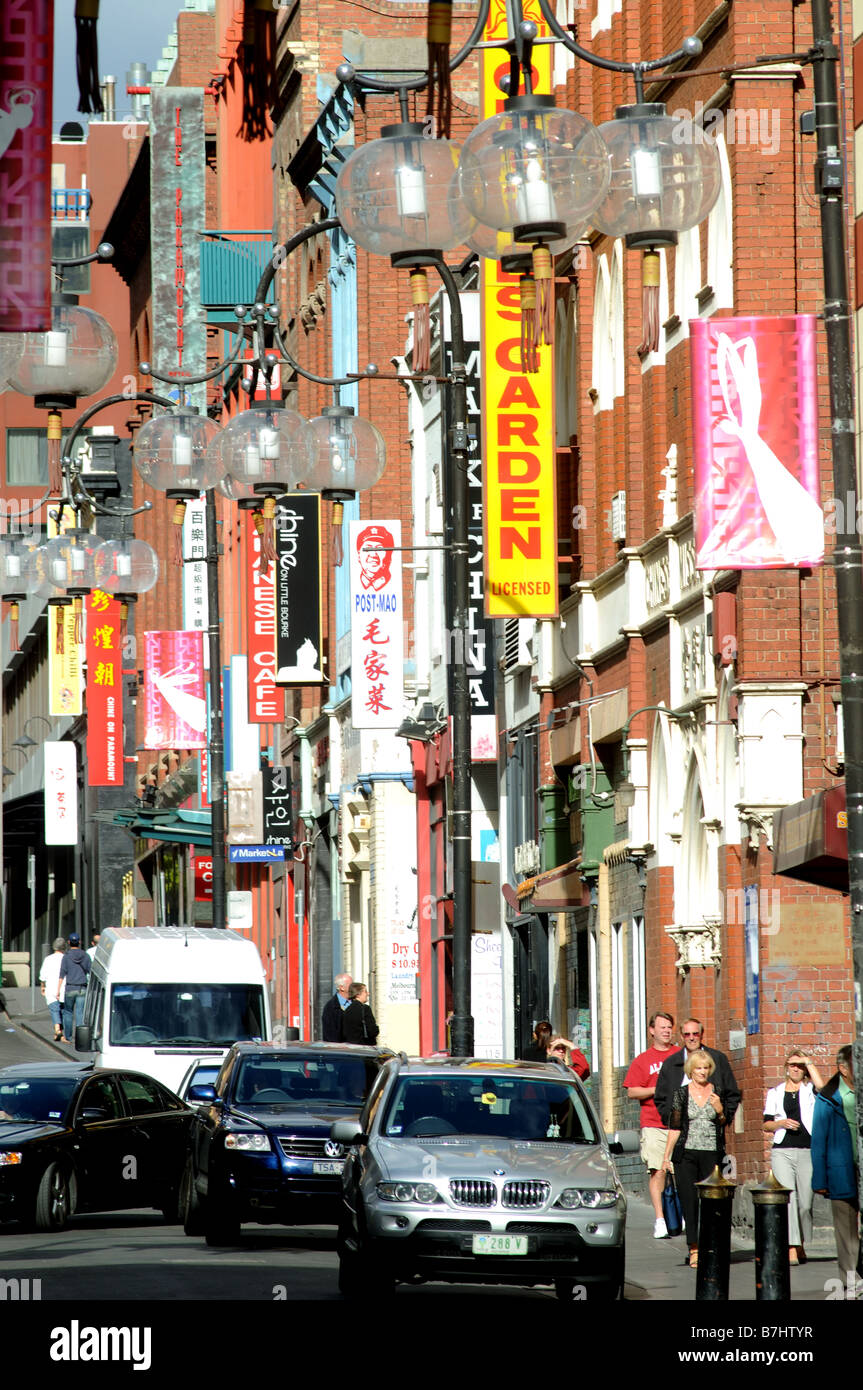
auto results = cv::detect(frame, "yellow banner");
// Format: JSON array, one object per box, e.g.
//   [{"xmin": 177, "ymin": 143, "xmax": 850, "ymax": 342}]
[
  {"xmin": 481, "ymin": 1, "xmax": 558, "ymax": 618},
  {"xmin": 48, "ymin": 605, "xmax": 82, "ymax": 717}
]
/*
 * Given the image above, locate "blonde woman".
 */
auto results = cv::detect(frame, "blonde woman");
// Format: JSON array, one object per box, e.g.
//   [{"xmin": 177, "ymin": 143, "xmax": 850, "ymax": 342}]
[
  {"xmin": 661, "ymin": 1050, "xmax": 728, "ymax": 1268},
  {"xmin": 763, "ymin": 1050, "xmax": 824, "ymax": 1265}
]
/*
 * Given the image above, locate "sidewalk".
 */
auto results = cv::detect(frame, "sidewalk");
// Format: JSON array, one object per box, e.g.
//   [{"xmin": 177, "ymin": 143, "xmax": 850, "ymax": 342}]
[{"xmin": 0, "ymin": 986, "xmax": 847, "ymax": 1300}]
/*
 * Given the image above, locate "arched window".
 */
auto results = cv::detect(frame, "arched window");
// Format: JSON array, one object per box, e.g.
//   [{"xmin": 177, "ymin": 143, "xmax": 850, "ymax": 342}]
[
  {"xmin": 554, "ymin": 285, "xmax": 578, "ymax": 444},
  {"xmin": 591, "ymin": 253, "xmax": 612, "ymax": 411},
  {"xmin": 609, "ymin": 239, "xmax": 625, "ymax": 400},
  {"xmin": 671, "ymin": 225, "xmax": 701, "ymax": 341}
]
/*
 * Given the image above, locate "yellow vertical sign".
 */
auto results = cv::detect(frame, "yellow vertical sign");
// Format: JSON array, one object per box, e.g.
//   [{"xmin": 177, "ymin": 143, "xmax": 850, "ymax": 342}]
[
  {"xmin": 481, "ymin": 2, "xmax": 558, "ymax": 618},
  {"xmin": 49, "ymin": 604, "xmax": 82, "ymax": 716}
]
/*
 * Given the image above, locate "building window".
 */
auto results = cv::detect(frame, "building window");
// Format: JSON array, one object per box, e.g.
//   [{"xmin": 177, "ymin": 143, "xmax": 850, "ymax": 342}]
[
  {"xmin": 611, "ymin": 919, "xmax": 626, "ymax": 1066},
  {"xmin": 51, "ymin": 223, "xmax": 90, "ymax": 296},
  {"xmin": 631, "ymin": 914, "xmax": 646, "ymax": 1052},
  {"xmin": 5, "ymin": 429, "xmax": 49, "ymax": 486}
]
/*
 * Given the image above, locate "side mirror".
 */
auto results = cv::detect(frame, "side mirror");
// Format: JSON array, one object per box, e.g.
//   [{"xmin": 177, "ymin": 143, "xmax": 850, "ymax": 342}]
[
  {"xmin": 331, "ymin": 1119, "xmax": 365, "ymax": 1147},
  {"xmin": 75, "ymin": 1025, "xmax": 92, "ymax": 1052},
  {"xmin": 187, "ymin": 1084, "xmax": 218, "ymax": 1104},
  {"xmin": 607, "ymin": 1128, "xmax": 640, "ymax": 1154},
  {"xmin": 78, "ymin": 1106, "xmax": 110, "ymax": 1123}
]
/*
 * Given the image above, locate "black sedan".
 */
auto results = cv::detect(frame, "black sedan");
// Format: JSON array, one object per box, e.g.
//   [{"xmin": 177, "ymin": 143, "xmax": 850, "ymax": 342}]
[
  {"xmin": 182, "ymin": 1041, "xmax": 393, "ymax": 1245},
  {"xmin": 0, "ymin": 1062, "xmax": 193, "ymax": 1232}
]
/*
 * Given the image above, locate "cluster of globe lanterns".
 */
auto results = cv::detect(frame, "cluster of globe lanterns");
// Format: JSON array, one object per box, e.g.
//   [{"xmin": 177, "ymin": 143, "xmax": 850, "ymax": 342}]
[{"xmin": 1, "ymin": 59, "xmax": 721, "ymax": 629}]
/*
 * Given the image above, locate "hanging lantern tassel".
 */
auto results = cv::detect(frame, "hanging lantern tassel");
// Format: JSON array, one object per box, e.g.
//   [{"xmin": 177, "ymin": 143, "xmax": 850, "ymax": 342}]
[
  {"xmin": 331, "ymin": 500, "xmax": 345, "ymax": 568},
  {"xmin": 172, "ymin": 499, "xmax": 187, "ymax": 567},
  {"xmin": 410, "ymin": 269, "xmax": 431, "ymax": 376},
  {"xmin": 53, "ymin": 603, "xmax": 65, "ymax": 656},
  {"xmin": 72, "ymin": 595, "xmax": 84, "ymax": 646},
  {"xmin": 47, "ymin": 410, "xmax": 63, "ymax": 496},
  {"xmin": 260, "ymin": 495, "xmax": 277, "ymax": 573},
  {"xmin": 119, "ymin": 597, "xmax": 130, "ymax": 648},
  {"xmin": 75, "ymin": 0, "xmax": 104, "ymax": 115},
  {"xmin": 7, "ymin": 600, "xmax": 20, "ymax": 654},
  {"xmin": 426, "ymin": 0, "xmax": 453, "ymax": 139},
  {"xmin": 520, "ymin": 275, "xmax": 539, "ymax": 375},
  {"xmin": 638, "ymin": 250, "xmax": 661, "ymax": 356},
  {"xmin": 532, "ymin": 245, "xmax": 554, "ymax": 351}
]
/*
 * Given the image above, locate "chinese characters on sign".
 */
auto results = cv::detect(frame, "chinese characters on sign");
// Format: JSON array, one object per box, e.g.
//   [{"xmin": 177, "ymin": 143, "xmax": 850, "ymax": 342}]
[
  {"xmin": 692, "ymin": 315, "xmax": 823, "ymax": 570},
  {"xmin": 44, "ymin": 741, "xmax": 77, "ymax": 846},
  {"xmin": 85, "ymin": 590, "xmax": 123, "ymax": 786},
  {"xmin": 348, "ymin": 520, "xmax": 404, "ymax": 730},
  {"xmin": 245, "ymin": 512, "xmax": 285, "ymax": 723},
  {"xmin": 143, "ymin": 630, "xmax": 206, "ymax": 749},
  {"xmin": 182, "ymin": 496, "xmax": 208, "ymax": 654}
]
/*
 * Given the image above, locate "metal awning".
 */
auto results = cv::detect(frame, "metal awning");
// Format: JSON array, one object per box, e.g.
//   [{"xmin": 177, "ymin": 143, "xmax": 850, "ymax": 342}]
[
  {"xmin": 107, "ymin": 807, "xmax": 212, "ymax": 848},
  {"xmin": 516, "ymin": 855, "xmax": 584, "ymax": 910}
]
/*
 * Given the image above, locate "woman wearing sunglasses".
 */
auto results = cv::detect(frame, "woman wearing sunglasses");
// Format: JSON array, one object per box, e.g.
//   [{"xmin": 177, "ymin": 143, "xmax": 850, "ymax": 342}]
[{"xmin": 763, "ymin": 1049, "xmax": 824, "ymax": 1265}]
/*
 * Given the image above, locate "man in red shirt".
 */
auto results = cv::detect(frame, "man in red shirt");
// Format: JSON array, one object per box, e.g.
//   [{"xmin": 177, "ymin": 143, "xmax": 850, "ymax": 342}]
[{"xmin": 624, "ymin": 1011, "xmax": 676, "ymax": 1238}]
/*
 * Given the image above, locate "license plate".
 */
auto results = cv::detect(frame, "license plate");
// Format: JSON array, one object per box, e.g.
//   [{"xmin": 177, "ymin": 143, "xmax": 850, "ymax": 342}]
[
  {"xmin": 471, "ymin": 1234, "xmax": 527, "ymax": 1256},
  {"xmin": 312, "ymin": 1160, "xmax": 343, "ymax": 1174}
]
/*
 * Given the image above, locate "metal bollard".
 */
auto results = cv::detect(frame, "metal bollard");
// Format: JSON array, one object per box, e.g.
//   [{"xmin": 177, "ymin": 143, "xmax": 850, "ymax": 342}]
[
  {"xmin": 695, "ymin": 1164, "xmax": 737, "ymax": 1300},
  {"xmin": 752, "ymin": 1172, "xmax": 791, "ymax": 1300}
]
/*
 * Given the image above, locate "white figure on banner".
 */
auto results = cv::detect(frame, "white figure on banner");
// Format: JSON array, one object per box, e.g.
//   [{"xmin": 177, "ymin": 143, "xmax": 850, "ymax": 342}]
[
  {"xmin": 0, "ymin": 90, "xmax": 35, "ymax": 163},
  {"xmin": 151, "ymin": 664, "xmax": 207, "ymax": 733}
]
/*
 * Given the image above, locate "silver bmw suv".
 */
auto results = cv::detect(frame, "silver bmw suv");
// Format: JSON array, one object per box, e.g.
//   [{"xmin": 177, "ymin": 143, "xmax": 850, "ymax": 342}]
[{"xmin": 331, "ymin": 1057, "xmax": 637, "ymax": 1301}]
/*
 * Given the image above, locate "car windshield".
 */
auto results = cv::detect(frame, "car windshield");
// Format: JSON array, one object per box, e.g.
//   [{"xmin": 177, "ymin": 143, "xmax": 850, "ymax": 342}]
[
  {"xmin": 382, "ymin": 1075, "xmax": 600, "ymax": 1143},
  {"xmin": 108, "ymin": 983, "xmax": 266, "ymax": 1046},
  {"xmin": 0, "ymin": 1076, "xmax": 80, "ymax": 1125},
  {"xmin": 233, "ymin": 1055, "xmax": 379, "ymax": 1108}
]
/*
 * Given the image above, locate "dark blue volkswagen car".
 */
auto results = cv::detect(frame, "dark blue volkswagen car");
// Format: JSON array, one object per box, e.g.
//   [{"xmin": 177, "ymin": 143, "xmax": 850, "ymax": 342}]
[{"xmin": 181, "ymin": 1041, "xmax": 393, "ymax": 1245}]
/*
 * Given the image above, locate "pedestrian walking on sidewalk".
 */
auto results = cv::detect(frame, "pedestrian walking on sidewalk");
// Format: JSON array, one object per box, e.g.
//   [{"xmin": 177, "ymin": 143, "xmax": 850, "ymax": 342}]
[
  {"xmin": 39, "ymin": 938, "xmax": 67, "ymax": 1041},
  {"xmin": 59, "ymin": 934, "xmax": 91, "ymax": 1043},
  {"xmin": 812, "ymin": 1044, "xmax": 862, "ymax": 1297},
  {"xmin": 763, "ymin": 1048, "xmax": 824, "ymax": 1265},
  {"xmin": 661, "ymin": 1049, "xmax": 729, "ymax": 1269},
  {"xmin": 624, "ymin": 1010, "xmax": 677, "ymax": 1239}
]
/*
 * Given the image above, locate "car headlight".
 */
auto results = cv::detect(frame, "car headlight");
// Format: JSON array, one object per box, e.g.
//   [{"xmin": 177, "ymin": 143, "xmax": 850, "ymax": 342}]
[
  {"xmin": 224, "ymin": 1132, "xmax": 271, "ymax": 1152},
  {"xmin": 376, "ymin": 1181, "xmax": 440, "ymax": 1204},
  {"xmin": 555, "ymin": 1188, "xmax": 618, "ymax": 1209},
  {"xmin": 0, "ymin": 1151, "xmax": 23, "ymax": 1166}
]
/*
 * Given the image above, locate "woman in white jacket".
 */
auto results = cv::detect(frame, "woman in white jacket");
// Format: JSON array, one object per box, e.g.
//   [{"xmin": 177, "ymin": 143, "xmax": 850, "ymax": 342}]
[{"xmin": 763, "ymin": 1050, "xmax": 825, "ymax": 1264}]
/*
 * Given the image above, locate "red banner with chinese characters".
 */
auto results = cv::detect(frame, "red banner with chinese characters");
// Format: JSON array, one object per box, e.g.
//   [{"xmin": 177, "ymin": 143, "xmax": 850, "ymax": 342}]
[
  {"xmin": 143, "ymin": 630, "xmax": 206, "ymax": 749},
  {"xmin": 245, "ymin": 512, "xmax": 285, "ymax": 724},
  {"xmin": 0, "ymin": 0, "xmax": 54, "ymax": 331},
  {"xmin": 692, "ymin": 315, "xmax": 823, "ymax": 569},
  {"xmin": 86, "ymin": 590, "xmax": 123, "ymax": 785}
]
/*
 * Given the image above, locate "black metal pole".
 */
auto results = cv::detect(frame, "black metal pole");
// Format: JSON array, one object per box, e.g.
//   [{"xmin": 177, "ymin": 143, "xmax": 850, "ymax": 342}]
[
  {"xmin": 206, "ymin": 488, "xmax": 227, "ymax": 930},
  {"xmin": 752, "ymin": 1173, "xmax": 791, "ymax": 1301},
  {"xmin": 434, "ymin": 256, "xmax": 474, "ymax": 1059},
  {"xmin": 695, "ymin": 1165, "xmax": 735, "ymax": 1301},
  {"xmin": 810, "ymin": 0, "xmax": 863, "ymax": 1186}
]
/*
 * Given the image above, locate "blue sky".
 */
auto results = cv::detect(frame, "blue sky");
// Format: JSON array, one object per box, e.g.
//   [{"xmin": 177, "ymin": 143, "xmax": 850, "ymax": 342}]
[{"xmin": 53, "ymin": 0, "xmax": 199, "ymax": 130}]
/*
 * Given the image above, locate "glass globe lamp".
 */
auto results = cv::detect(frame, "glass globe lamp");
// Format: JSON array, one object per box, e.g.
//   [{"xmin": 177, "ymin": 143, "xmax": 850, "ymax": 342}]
[
  {"xmin": 32, "ymin": 530, "xmax": 100, "ymax": 597},
  {"xmin": 133, "ymin": 412, "xmax": 223, "ymax": 497},
  {"xmin": 92, "ymin": 537, "xmax": 160, "ymax": 595},
  {"xmin": 0, "ymin": 531, "xmax": 38, "ymax": 595},
  {"xmin": 458, "ymin": 96, "xmax": 609, "ymax": 241},
  {"xmin": 211, "ymin": 405, "xmax": 315, "ymax": 502},
  {"xmin": 466, "ymin": 218, "xmax": 588, "ymax": 262},
  {"xmin": 592, "ymin": 104, "xmax": 721, "ymax": 247},
  {"xmin": 336, "ymin": 124, "xmax": 474, "ymax": 257},
  {"xmin": 307, "ymin": 407, "xmax": 387, "ymax": 498},
  {"xmin": 7, "ymin": 300, "xmax": 118, "ymax": 406}
]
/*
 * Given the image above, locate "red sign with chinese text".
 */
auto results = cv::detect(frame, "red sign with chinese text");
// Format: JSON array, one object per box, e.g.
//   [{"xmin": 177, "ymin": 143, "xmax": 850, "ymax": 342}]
[{"xmin": 86, "ymin": 591, "xmax": 123, "ymax": 786}]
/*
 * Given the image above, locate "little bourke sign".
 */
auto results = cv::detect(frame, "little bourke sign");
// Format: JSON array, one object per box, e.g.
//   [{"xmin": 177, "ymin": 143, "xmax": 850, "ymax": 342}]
[{"xmin": 480, "ymin": 0, "xmax": 557, "ymax": 619}]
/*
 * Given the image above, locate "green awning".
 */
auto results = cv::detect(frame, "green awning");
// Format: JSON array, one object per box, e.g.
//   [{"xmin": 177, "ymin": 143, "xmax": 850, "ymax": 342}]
[{"xmin": 110, "ymin": 806, "xmax": 212, "ymax": 848}]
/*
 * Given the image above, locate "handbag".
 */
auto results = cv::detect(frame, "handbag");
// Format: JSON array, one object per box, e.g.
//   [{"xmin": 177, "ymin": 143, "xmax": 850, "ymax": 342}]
[{"xmin": 661, "ymin": 1171, "xmax": 684, "ymax": 1237}]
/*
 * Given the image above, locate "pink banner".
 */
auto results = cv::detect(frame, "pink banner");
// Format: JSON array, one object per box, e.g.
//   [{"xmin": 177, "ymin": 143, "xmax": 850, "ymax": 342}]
[
  {"xmin": 692, "ymin": 315, "xmax": 823, "ymax": 570},
  {"xmin": 0, "ymin": 0, "xmax": 53, "ymax": 331},
  {"xmin": 143, "ymin": 630, "xmax": 206, "ymax": 749}
]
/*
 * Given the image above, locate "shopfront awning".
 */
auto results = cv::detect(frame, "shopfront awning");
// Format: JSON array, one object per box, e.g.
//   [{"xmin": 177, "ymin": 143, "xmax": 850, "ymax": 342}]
[
  {"xmin": 516, "ymin": 856, "xmax": 584, "ymax": 910},
  {"xmin": 773, "ymin": 785, "xmax": 847, "ymax": 891},
  {"xmin": 107, "ymin": 807, "xmax": 212, "ymax": 848}
]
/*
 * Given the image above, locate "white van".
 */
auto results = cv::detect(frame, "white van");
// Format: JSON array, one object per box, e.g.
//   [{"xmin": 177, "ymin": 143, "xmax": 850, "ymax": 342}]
[{"xmin": 77, "ymin": 926, "xmax": 272, "ymax": 1094}]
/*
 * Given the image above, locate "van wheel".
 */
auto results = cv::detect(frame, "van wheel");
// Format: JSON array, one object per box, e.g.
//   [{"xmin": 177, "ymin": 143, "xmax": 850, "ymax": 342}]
[{"xmin": 35, "ymin": 1163, "xmax": 73, "ymax": 1232}]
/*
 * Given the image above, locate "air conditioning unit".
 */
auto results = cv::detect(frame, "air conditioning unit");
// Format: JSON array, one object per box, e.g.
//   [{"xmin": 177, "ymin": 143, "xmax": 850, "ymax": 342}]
[
  {"xmin": 503, "ymin": 618, "xmax": 533, "ymax": 672},
  {"xmin": 610, "ymin": 491, "xmax": 626, "ymax": 542}
]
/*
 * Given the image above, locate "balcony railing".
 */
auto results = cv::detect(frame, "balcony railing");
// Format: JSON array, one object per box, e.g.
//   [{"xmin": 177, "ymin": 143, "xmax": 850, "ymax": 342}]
[
  {"xmin": 52, "ymin": 188, "xmax": 92, "ymax": 220},
  {"xmin": 199, "ymin": 230, "xmax": 276, "ymax": 311}
]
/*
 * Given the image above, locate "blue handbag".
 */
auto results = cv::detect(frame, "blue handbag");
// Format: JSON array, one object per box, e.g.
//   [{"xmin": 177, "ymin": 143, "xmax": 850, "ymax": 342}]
[{"xmin": 661, "ymin": 1172, "xmax": 683, "ymax": 1236}]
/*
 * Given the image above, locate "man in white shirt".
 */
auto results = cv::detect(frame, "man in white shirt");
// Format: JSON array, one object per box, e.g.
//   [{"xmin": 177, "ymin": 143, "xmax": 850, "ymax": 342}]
[{"xmin": 39, "ymin": 938, "xmax": 67, "ymax": 1042}]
